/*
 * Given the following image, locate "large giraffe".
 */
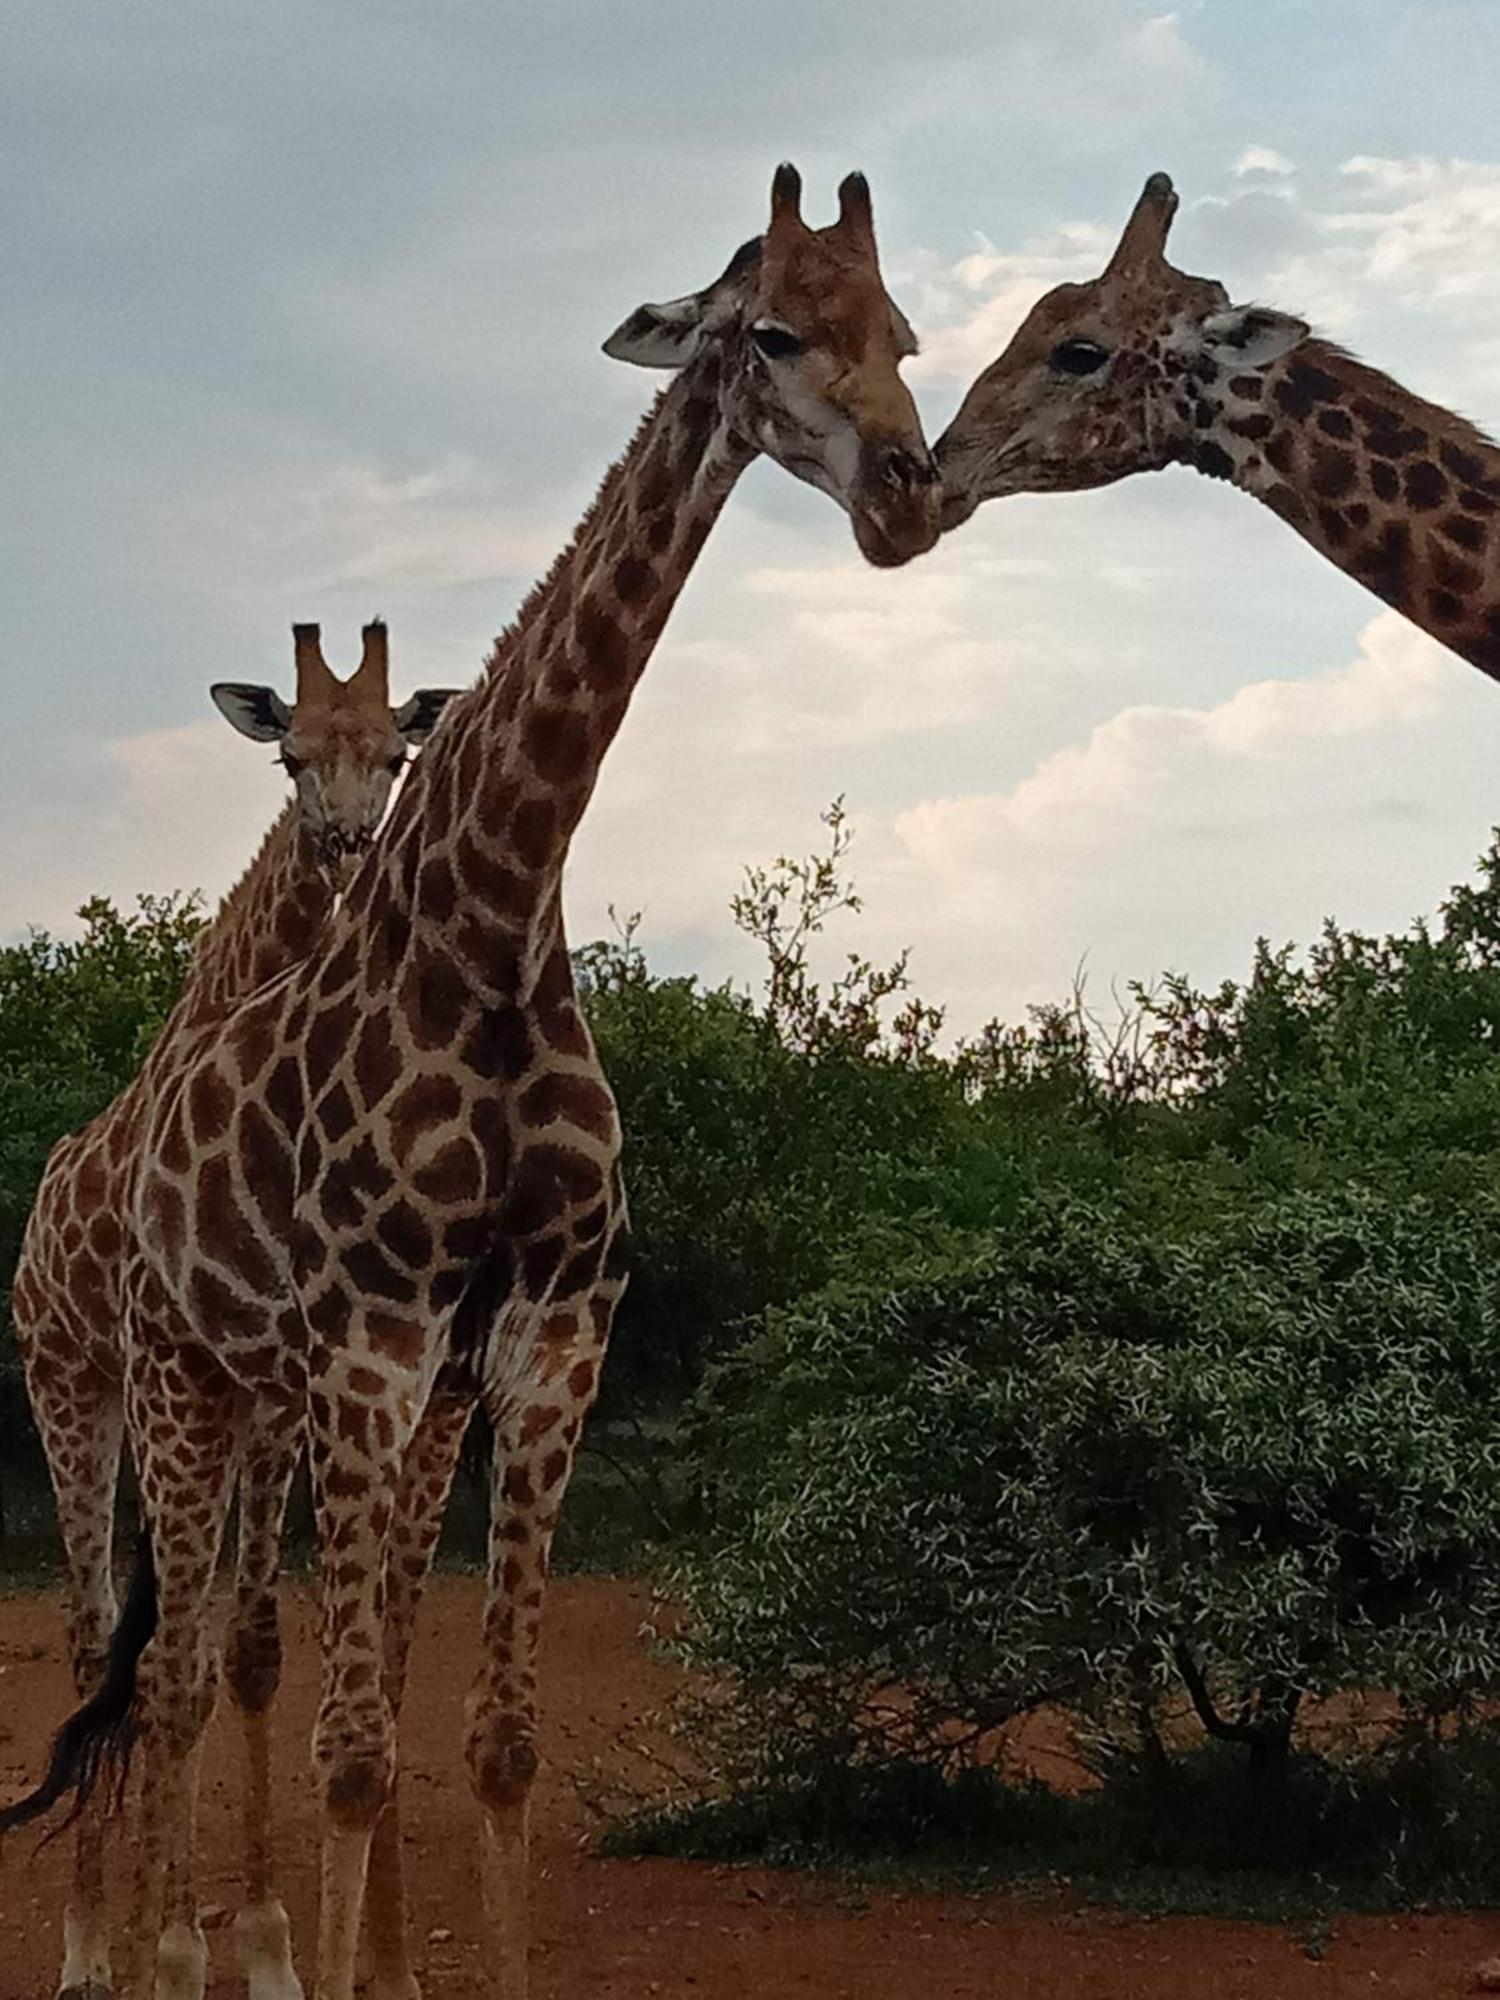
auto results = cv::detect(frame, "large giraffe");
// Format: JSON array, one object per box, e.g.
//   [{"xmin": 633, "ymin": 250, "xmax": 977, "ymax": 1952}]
[
  {"xmin": 19, "ymin": 165, "xmax": 938, "ymax": 2000},
  {"xmin": 935, "ymin": 172, "xmax": 1500, "ymax": 680},
  {"xmin": 3, "ymin": 622, "xmax": 455, "ymax": 2000}
]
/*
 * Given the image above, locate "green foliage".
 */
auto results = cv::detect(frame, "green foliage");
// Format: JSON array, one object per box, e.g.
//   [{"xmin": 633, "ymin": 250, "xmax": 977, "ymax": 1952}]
[
  {"xmin": 609, "ymin": 1732, "xmax": 1500, "ymax": 1916},
  {"xmin": 0, "ymin": 894, "xmax": 200, "ymax": 1530}
]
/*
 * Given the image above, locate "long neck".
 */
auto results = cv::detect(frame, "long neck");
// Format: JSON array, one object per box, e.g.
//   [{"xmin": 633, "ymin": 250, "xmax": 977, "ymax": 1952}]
[
  {"xmin": 367, "ymin": 359, "xmax": 754, "ymax": 968},
  {"xmin": 175, "ymin": 803, "xmax": 334, "ymax": 1027},
  {"xmin": 1189, "ymin": 338, "xmax": 1500, "ymax": 679}
]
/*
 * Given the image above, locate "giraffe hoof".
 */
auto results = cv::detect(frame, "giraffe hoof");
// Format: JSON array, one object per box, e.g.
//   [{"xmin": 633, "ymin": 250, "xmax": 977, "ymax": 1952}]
[{"xmin": 59, "ymin": 1985, "xmax": 114, "ymax": 2000}]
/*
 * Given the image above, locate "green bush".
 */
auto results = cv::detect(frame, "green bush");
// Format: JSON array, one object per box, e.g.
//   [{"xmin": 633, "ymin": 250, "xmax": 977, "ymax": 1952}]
[{"xmin": 675, "ymin": 1182, "xmax": 1500, "ymax": 1796}]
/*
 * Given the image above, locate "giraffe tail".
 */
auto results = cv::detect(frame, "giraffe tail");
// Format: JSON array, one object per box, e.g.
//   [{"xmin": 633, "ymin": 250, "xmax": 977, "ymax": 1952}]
[{"xmin": 0, "ymin": 1528, "xmax": 156, "ymax": 1839}]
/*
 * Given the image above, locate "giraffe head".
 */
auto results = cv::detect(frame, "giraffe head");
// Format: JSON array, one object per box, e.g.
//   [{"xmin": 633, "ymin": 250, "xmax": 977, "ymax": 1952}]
[
  {"xmin": 210, "ymin": 621, "xmax": 460, "ymax": 882},
  {"xmin": 603, "ymin": 163, "xmax": 940, "ymax": 568},
  {"xmin": 935, "ymin": 173, "xmax": 1311, "ymax": 526}
]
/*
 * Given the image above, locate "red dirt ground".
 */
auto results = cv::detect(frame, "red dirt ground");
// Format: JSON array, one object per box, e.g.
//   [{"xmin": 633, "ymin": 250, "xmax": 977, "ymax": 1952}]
[{"xmin": 0, "ymin": 1573, "xmax": 1494, "ymax": 1998}]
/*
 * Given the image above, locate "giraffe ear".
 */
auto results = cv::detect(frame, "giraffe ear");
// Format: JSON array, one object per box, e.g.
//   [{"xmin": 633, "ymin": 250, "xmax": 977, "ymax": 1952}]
[
  {"xmin": 603, "ymin": 236, "xmax": 762, "ymax": 370},
  {"xmin": 602, "ymin": 292, "xmax": 715, "ymax": 369},
  {"xmin": 888, "ymin": 294, "xmax": 919, "ymax": 361},
  {"xmin": 393, "ymin": 688, "xmax": 462, "ymax": 745},
  {"xmin": 1196, "ymin": 305, "xmax": 1310, "ymax": 369},
  {"xmin": 210, "ymin": 682, "xmax": 292, "ymax": 743}
]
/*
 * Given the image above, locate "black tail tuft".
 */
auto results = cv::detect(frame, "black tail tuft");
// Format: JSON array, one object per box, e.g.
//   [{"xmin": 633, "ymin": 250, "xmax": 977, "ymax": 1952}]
[{"xmin": 0, "ymin": 1529, "xmax": 157, "ymax": 1840}]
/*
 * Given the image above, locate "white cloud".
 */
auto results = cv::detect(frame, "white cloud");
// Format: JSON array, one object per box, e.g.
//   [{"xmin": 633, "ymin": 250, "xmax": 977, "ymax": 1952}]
[{"xmin": 1236, "ymin": 146, "xmax": 1295, "ymax": 178}]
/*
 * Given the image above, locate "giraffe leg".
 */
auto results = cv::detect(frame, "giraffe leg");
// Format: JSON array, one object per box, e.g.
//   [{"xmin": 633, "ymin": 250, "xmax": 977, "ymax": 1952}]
[
  {"xmin": 364, "ymin": 1386, "xmax": 474, "ymax": 2000},
  {"xmin": 467, "ymin": 1293, "xmax": 615, "ymax": 2000},
  {"xmin": 223, "ymin": 1409, "xmax": 305, "ymax": 2000},
  {"xmin": 118, "ymin": 1343, "xmax": 238, "ymax": 2000},
  {"xmin": 307, "ymin": 1342, "xmax": 427, "ymax": 2000},
  {"xmin": 21, "ymin": 1342, "xmax": 124, "ymax": 2000}
]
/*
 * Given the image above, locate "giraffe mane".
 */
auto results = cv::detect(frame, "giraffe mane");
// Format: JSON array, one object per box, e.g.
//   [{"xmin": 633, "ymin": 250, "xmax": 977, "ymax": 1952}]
[{"xmin": 1303, "ymin": 337, "xmax": 1500, "ymax": 455}]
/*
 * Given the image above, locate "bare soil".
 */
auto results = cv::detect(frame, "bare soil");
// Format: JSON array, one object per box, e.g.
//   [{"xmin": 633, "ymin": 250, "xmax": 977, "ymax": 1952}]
[{"xmin": 0, "ymin": 1574, "xmax": 1493, "ymax": 1997}]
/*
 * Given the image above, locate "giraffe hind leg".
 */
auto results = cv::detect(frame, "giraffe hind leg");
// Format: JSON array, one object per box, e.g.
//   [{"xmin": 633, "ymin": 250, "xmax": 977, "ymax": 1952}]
[
  {"xmin": 224, "ymin": 1409, "xmax": 305, "ymax": 2000},
  {"xmin": 4, "ymin": 1342, "xmax": 127, "ymax": 2000}
]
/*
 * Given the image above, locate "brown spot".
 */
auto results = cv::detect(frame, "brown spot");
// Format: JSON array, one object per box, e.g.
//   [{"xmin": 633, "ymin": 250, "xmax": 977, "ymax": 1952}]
[
  {"xmin": 233, "ymin": 1008, "xmax": 278, "ymax": 1084},
  {"xmin": 1310, "ymin": 446, "xmax": 1356, "ymax": 500},
  {"xmin": 148, "ymin": 1179, "xmax": 187, "ymax": 1263},
  {"xmin": 389, "ymin": 1072, "xmax": 463, "ymax": 1163},
  {"xmin": 1317, "ymin": 507, "xmax": 1350, "ymax": 549},
  {"xmin": 1228, "ymin": 374, "xmax": 1264, "ymax": 401},
  {"xmin": 1353, "ymin": 519, "xmax": 1413, "ymax": 600},
  {"xmin": 305, "ymin": 997, "xmax": 357, "ymax": 1093},
  {"xmin": 523, "ymin": 705, "xmax": 591, "ymax": 785},
  {"xmin": 1363, "ymin": 422, "xmax": 1427, "ymax": 459},
  {"xmin": 1404, "ymin": 460, "xmax": 1448, "ymax": 511},
  {"xmin": 519, "ymin": 1071, "xmax": 617, "ymax": 1139},
  {"xmin": 407, "ymin": 947, "xmax": 469, "ymax": 1050},
  {"xmin": 318, "ymin": 933, "xmax": 360, "ymax": 997},
  {"xmin": 1228, "ymin": 413, "xmax": 1273, "ymax": 442},
  {"xmin": 264, "ymin": 1057, "xmax": 303, "ymax": 1135},
  {"xmin": 1264, "ymin": 431, "xmax": 1296, "ymax": 475},
  {"xmin": 1369, "ymin": 461, "xmax": 1400, "ymax": 502},
  {"xmin": 1430, "ymin": 544, "xmax": 1480, "ymax": 595},
  {"xmin": 369, "ymin": 1316, "xmax": 425, "ymax": 1369},
  {"xmin": 1439, "ymin": 513, "xmax": 1486, "ymax": 553},
  {"xmin": 418, "ymin": 855, "xmax": 458, "ymax": 925},
  {"xmin": 1460, "ymin": 486, "xmax": 1498, "ymax": 515},
  {"xmin": 1428, "ymin": 589, "xmax": 1462, "ymax": 623},
  {"xmin": 188, "ymin": 1065, "xmax": 235, "ymax": 1146},
  {"xmin": 1263, "ymin": 483, "xmax": 1307, "ymax": 528},
  {"xmin": 377, "ymin": 1199, "xmax": 434, "ymax": 1271},
  {"xmin": 318, "ymin": 1082, "xmax": 356, "ymax": 1144},
  {"xmin": 613, "ymin": 554, "xmax": 654, "ymax": 603},
  {"xmin": 462, "ymin": 1004, "xmax": 533, "ymax": 1083},
  {"xmin": 567, "ymin": 1359, "xmax": 596, "ymax": 1399},
  {"xmin": 503, "ymin": 1463, "xmax": 535, "ymax": 1506},
  {"xmin": 575, "ymin": 599, "xmax": 629, "ymax": 689},
  {"xmin": 413, "ymin": 1136, "xmax": 484, "ymax": 1203},
  {"xmin": 1439, "ymin": 438, "xmax": 1488, "ymax": 485},
  {"xmin": 1316, "ymin": 406, "xmax": 1354, "ymax": 440},
  {"xmin": 510, "ymin": 797, "xmax": 557, "ymax": 872},
  {"xmin": 343, "ymin": 1240, "xmax": 418, "ymax": 1305},
  {"xmin": 353, "ymin": 1011, "xmax": 402, "ymax": 1110},
  {"xmin": 1345, "ymin": 502, "xmax": 1370, "ymax": 530}
]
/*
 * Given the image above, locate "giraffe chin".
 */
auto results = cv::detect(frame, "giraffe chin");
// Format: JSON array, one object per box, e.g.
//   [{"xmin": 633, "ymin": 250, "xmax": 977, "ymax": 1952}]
[{"xmin": 851, "ymin": 502, "xmax": 940, "ymax": 570}]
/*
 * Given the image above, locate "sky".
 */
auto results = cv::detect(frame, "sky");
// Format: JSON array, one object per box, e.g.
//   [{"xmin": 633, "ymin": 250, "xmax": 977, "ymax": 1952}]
[{"xmin": 7, "ymin": 1, "xmax": 1500, "ymax": 1035}]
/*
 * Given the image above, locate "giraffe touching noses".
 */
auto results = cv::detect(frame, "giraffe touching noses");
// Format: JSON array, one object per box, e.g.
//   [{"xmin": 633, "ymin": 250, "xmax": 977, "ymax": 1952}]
[
  {"xmin": 603, "ymin": 163, "xmax": 941, "ymax": 568},
  {"xmin": 935, "ymin": 171, "xmax": 1500, "ymax": 682},
  {"xmin": 214, "ymin": 620, "xmax": 456, "ymax": 886},
  {"xmin": 1, "ymin": 620, "xmax": 458, "ymax": 2000}
]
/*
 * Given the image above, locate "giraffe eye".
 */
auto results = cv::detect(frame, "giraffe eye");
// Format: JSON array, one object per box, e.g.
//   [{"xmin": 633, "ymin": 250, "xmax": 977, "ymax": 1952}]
[
  {"xmin": 280, "ymin": 751, "xmax": 305, "ymax": 779},
  {"xmin": 388, "ymin": 753, "xmax": 408, "ymax": 775},
  {"xmin": 751, "ymin": 322, "xmax": 803, "ymax": 361},
  {"xmin": 1049, "ymin": 338, "xmax": 1110, "ymax": 377}
]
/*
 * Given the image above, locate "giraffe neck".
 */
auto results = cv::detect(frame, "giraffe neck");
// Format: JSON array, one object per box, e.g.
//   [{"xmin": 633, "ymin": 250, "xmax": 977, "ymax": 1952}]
[
  {"xmin": 1181, "ymin": 337, "xmax": 1500, "ymax": 679},
  {"xmin": 176, "ymin": 804, "xmax": 334, "ymax": 1027},
  {"xmin": 359, "ymin": 359, "xmax": 755, "ymax": 968}
]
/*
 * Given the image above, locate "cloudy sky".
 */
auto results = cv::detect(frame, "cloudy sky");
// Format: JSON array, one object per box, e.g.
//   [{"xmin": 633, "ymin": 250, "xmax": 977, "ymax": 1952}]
[{"xmin": 7, "ymin": 1, "xmax": 1500, "ymax": 1034}]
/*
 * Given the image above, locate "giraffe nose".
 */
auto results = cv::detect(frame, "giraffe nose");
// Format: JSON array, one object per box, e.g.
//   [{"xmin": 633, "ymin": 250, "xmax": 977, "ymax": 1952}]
[{"xmin": 873, "ymin": 441, "xmax": 939, "ymax": 495}]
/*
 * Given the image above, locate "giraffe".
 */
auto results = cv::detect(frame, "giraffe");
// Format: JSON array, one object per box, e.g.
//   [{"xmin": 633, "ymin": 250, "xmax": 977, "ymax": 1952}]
[
  {"xmin": 935, "ymin": 171, "xmax": 1500, "ymax": 680},
  {"xmin": 3, "ymin": 621, "xmax": 456, "ymax": 2000},
  {"xmin": 16, "ymin": 163, "xmax": 938, "ymax": 2000}
]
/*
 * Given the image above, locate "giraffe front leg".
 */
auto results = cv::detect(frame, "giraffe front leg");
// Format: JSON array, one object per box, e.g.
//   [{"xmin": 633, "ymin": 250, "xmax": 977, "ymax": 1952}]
[
  {"xmin": 364, "ymin": 1384, "xmax": 475, "ymax": 2000},
  {"xmin": 119, "ymin": 1347, "xmax": 238, "ymax": 2000},
  {"xmin": 44, "ymin": 1372, "xmax": 125, "ymax": 2000},
  {"xmin": 467, "ymin": 1294, "xmax": 614, "ymax": 1999},
  {"xmin": 224, "ymin": 1407, "xmax": 305, "ymax": 2000},
  {"xmin": 308, "ymin": 1339, "xmax": 427, "ymax": 2000}
]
